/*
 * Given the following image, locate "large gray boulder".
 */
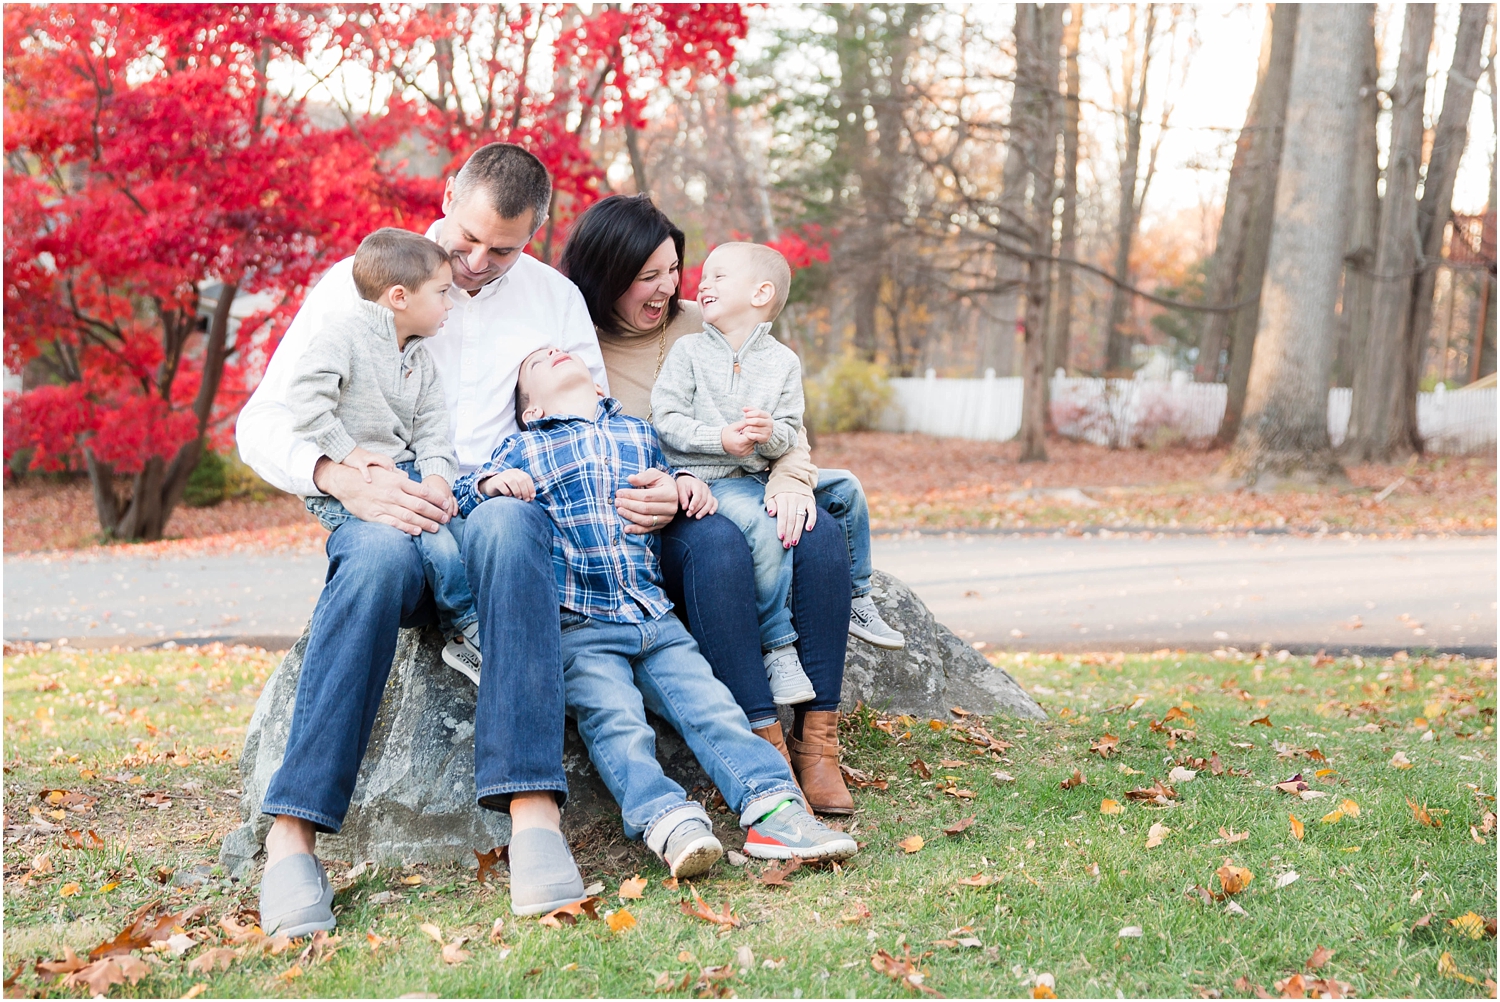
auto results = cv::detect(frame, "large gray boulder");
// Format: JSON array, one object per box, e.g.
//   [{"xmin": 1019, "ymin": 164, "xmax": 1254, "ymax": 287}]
[{"xmin": 220, "ymin": 573, "xmax": 1041, "ymax": 878}]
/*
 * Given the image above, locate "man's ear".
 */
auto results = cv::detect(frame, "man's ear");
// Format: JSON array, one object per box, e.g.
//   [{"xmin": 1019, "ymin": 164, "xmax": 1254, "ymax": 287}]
[
  {"xmin": 441, "ymin": 176, "xmax": 457, "ymax": 215},
  {"xmin": 522, "ymin": 404, "xmax": 546, "ymax": 426},
  {"xmin": 750, "ymin": 280, "xmax": 776, "ymax": 309}
]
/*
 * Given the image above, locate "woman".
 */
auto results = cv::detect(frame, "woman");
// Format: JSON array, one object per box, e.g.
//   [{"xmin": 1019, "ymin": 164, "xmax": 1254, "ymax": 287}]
[{"xmin": 559, "ymin": 194, "xmax": 855, "ymax": 814}]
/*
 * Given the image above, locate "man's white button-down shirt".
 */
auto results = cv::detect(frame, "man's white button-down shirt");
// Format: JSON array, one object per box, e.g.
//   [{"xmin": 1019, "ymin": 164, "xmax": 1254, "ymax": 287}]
[{"xmin": 236, "ymin": 226, "xmax": 608, "ymax": 497}]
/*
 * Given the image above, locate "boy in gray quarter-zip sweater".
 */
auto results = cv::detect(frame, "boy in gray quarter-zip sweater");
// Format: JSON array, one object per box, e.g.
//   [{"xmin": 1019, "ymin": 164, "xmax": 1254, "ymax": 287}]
[
  {"xmin": 651, "ymin": 242, "xmax": 908, "ymax": 713},
  {"xmin": 286, "ymin": 228, "xmax": 484, "ymax": 685}
]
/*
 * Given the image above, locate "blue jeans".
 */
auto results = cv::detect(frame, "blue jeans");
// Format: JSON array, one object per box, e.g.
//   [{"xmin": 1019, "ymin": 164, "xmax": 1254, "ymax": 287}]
[
  {"xmin": 560, "ymin": 611, "xmax": 800, "ymax": 843},
  {"xmin": 660, "ymin": 508, "xmax": 851, "ymax": 729},
  {"xmin": 812, "ymin": 469, "xmax": 875, "ymax": 597},
  {"xmin": 707, "ymin": 474, "xmax": 795, "ymax": 651},
  {"xmin": 262, "ymin": 496, "xmax": 567, "ymax": 832},
  {"xmin": 304, "ymin": 464, "xmax": 478, "ymax": 636}
]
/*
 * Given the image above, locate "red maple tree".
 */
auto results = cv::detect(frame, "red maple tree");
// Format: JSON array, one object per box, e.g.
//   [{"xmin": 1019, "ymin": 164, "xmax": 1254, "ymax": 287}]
[{"xmin": 5, "ymin": 3, "xmax": 747, "ymax": 541}]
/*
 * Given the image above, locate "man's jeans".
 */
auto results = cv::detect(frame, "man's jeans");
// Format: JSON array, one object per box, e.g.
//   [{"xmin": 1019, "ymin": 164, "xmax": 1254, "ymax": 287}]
[
  {"xmin": 560, "ymin": 612, "xmax": 800, "ymax": 842},
  {"xmin": 304, "ymin": 464, "xmax": 478, "ymax": 636},
  {"xmin": 262, "ymin": 496, "xmax": 566, "ymax": 832},
  {"xmin": 812, "ymin": 468, "xmax": 875, "ymax": 598},
  {"xmin": 707, "ymin": 474, "xmax": 796, "ymax": 652}
]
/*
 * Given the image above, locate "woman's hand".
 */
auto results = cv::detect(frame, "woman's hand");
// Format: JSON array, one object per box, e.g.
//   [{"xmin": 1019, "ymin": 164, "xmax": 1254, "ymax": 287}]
[
  {"xmin": 676, "ymin": 475, "xmax": 718, "ymax": 519},
  {"xmin": 615, "ymin": 468, "xmax": 680, "ymax": 535},
  {"xmin": 765, "ymin": 492, "xmax": 817, "ymax": 547}
]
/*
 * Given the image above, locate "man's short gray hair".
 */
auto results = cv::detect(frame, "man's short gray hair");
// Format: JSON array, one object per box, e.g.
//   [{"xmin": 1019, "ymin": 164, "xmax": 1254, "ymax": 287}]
[{"xmin": 452, "ymin": 143, "xmax": 552, "ymax": 231}]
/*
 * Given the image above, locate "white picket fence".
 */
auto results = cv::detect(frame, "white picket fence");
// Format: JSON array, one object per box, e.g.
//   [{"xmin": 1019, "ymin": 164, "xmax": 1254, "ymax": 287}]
[{"xmin": 878, "ymin": 371, "xmax": 1497, "ymax": 454}]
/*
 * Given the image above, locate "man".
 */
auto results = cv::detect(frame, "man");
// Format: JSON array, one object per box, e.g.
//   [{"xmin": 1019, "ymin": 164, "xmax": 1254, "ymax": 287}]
[{"xmin": 237, "ymin": 144, "xmax": 681, "ymax": 928}]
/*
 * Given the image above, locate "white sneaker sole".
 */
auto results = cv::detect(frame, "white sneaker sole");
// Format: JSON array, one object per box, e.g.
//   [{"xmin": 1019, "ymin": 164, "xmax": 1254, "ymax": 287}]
[
  {"xmin": 441, "ymin": 646, "xmax": 481, "ymax": 685},
  {"xmin": 742, "ymin": 835, "xmax": 857, "ymax": 861},
  {"xmin": 668, "ymin": 835, "xmax": 724, "ymax": 878},
  {"xmin": 770, "ymin": 683, "xmax": 816, "ymax": 705},
  {"xmin": 849, "ymin": 621, "xmax": 906, "ymax": 650}
]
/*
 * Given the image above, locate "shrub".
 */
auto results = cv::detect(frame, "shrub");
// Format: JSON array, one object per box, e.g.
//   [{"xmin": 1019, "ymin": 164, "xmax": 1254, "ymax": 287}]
[
  {"xmin": 182, "ymin": 450, "xmax": 228, "ymax": 507},
  {"xmin": 805, "ymin": 354, "xmax": 894, "ymax": 433}
]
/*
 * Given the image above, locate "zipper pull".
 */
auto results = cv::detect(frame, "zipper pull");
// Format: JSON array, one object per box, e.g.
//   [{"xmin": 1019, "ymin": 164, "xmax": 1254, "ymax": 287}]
[{"xmin": 733, "ymin": 360, "xmax": 741, "ymax": 375}]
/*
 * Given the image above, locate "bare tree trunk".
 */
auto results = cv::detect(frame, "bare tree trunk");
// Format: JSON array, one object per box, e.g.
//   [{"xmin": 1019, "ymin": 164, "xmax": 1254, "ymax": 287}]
[
  {"xmin": 1332, "ymin": 14, "xmax": 1382, "ymax": 390},
  {"xmin": 1344, "ymin": 4, "xmax": 1436, "ymax": 462},
  {"xmin": 1400, "ymin": 3, "xmax": 1491, "ymax": 439},
  {"xmin": 1219, "ymin": 4, "xmax": 1365, "ymax": 487},
  {"xmin": 1017, "ymin": 3, "xmax": 1064, "ymax": 462},
  {"xmin": 623, "ymin": 118, "xmax": 650, "ymax": 194},
  {"xmin": 1045, "ymin": 2, "xmax": 1083, "ymax": 382},
  {"xmin": 1215, "ymin": 4, "xmax": 1299, "ymax": 445},
  {"xmin": 986, "ymin": 4, "xmax": 1037, "ymax": 377},
  {"xmin": 1197, "ymin": 5, "xmax": 1282, "ymax": 383},
  {"xmin": 1104, "ymin": 5, "xmax": 1157, "ymax": 374}
]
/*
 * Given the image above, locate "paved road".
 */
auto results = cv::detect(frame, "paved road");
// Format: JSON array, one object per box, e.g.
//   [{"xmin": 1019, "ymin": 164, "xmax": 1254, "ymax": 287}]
[{"xmin": 4, "ymin": 534, "xmax": 1494, "ymax": 655}]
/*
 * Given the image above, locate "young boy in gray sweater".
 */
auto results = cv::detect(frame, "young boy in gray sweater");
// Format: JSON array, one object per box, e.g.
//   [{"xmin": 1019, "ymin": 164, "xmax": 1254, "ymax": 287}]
[
  {"xmin": 651, "ymin": 243, "xmax": 903, "ymax": 707},
  {"xmin": 287, "ymin": 228, "xmax": 482, "ymax": 684}
]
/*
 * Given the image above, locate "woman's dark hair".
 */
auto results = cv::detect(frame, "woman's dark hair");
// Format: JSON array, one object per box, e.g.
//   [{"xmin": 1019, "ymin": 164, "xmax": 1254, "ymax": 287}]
[{"xmin": 559, "ymin": 194, "xmax": 685, "ymax": 336}]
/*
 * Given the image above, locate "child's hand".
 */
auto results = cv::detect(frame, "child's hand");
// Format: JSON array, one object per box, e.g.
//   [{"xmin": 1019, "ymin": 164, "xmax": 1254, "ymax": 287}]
[
  {"xmin": 738, "ymin": 407, "xmax": 775, "ymax": 444},
  {"xmin": 342, "ymin": 447, "xmax": 397, "ymax": 483},
  {"xmin": 480, "ymin": 468, "xmax": 536, "ymax": 502},
  {"xmin": 720, "ymin": 424, "xmax": 756, "ymax": 457},
  {"xmin": 676, "ymin": 475, "xmax": 718, "ymax": 519},
  {"xmin": 423, "ymin": 476, "xmax": 458, "ymax": 517}
]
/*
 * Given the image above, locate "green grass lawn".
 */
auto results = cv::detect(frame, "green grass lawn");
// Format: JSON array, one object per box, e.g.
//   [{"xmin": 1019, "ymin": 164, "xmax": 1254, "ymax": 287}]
[{"xmin": 3, "ymin": 644, "xmax": 1494, "ymax": 998}]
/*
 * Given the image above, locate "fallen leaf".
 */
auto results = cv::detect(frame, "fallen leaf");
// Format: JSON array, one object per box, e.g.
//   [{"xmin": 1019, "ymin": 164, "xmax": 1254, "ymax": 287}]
[
  {"xmin": 1090, "ymin": 734, "xmax": 1120, "ymax": 758},
  {"xmin": 909, "ymin": 757, "xmax": 933, "ymax": 780},
  {"xmin": 1411, "ymin": 912, "xmax": 1435, "ymax": 931},
  {"xmin": 942, "ymin": 787, "xmax": 977, "ymax": 800},
  {"xmin": 279, "ymin": 964, "xmax": 303, "ymax": 982},
  {"xmin": 59, "ymin": 882, "xmax": 81, "ymax": 897},
  {"xmin": 678, "ymin": 889, "xmax": 740, "ymax": 929},
  {"xmin": 938, "ymin": 759, "xmax": 966, "ymax": 768},
  {"xmin": 1299, "ymin": 790, "xmax": 1328, "ymax": 801},
  {"xmin": 1275, "ymin": 871, "xmax": 1300, "ymax": 889},
  {"xmin": 1085, "ymin": 862, "xmax": 1101, "ymax": 878},
  {"xmin": 441, "ymin": 940, "xmax": 471, "ymax": 964},
  {"xmin": 1390, "ymin": 751, "xmax": 1414, "ymax": 769},
  {"xmin": 1117, "ymin": 764, "xmax": 1144, "ymax": 775},
  {"xmin": 1100, "ymin": 798, "xmax": 1124, "ymax": 815},
  {"xmin": 899, "ymin": 835, "xmax": 926, "ymax": 854},
  {"xmin": 1209, "ymin": 751, "xmax": 1226, "ymax": 776},
  {"xmin": 928, "ymin": 719, "xmax": 946, "ymax": 731},
  {"xmin": 1215, "ymin": 861, "xmax": 1253, "ymax": 896},
  {"xmin": 943, "ymin": 815, "xmax": 976, "ymax": 837},
  {"xmin": 90, "ymin": 901, "xmax": 210, "ymax": 959},
  {"xmin": 187, "ymin": 947, "xmax": 236, "ymax": 974},
  {"xmin": 1274, "ymin": 973, "xmax": 1307, "ymax": 996},
  {"xmin": 1321, "ymin": 809, "xmax": 1346, "ymax": 825},
  {"xmin": 662, "ymin": 877, "xmax": 679, "ymax": 891},
  {"xmin": 1307, "ymin": 976, "xmax": 1353, "ymax": 998},
  {"xmin": 1448, "ymin": 912, "xmax": 1488, "ymax": 940},
  {"xmin": 950, "ymin": 706, "xmax": 971, "ymax": 717},
  {"xmin": 540, "ymin": 896, "xmax": 603, "ymax": 928},
  {"xmin": 419, "ymin": 923, "xmax": 445, "ymax": 945},
  {"xmin": 956, "ymin": 873, "xmax": 997, "ymax": 887},
  {"xmin": 1338, "ymin": 799, "xmax": 1361, "ymax": 818},
  {"xmin": 1125, "ymin": 780, "xmax": 1177, "ymax": 803},
  {"xmin": 1164, "ymin": 707, "xmax": 1195, "ymax": 727},
  {"xmin": 1249, "ymin": 715, "xmax": 1272, "ymax": 727},
  {"xmin": 618, "ymin": 874, "xmax": 648, "ymax": 899},
  {"xmin": 606, "ymin": 909, "xmax": 636, "ymax": 934},
  {"xmin": 1168, "ymin": 766, "xmax": 1197, "ymax": 783},
  {"xmin": 36, "ymin": 947, "xmax": 88, "ymax": 975},
  {"xmin": 840, "ymin": 901, "xmax": 873, "ymax": 923},
  {"xmin": 1438, "ymin": 951, "xmax": 1478, "ymax": 984},
  {"xmin": 401, "ymin": 874, "xmax": 425, "ymax": 886},
  {"xmin": 63, "ymin": 957, "xmax": 149, "ymax": 996},
  {"xmin": 1032, "ymin": 972, "xmax": 1058, "ymax": 998},
  {"xmin": 181, "ymin": 983, "xmax": 208, "ymax": 999},
  {"xmin": 841, "ymin": 764, "xmax": 888, "ymax": 790},
  {"xmin": 1223, "ymin": 900, "xmax": 1248, "ymax": 917},
  {"xmin": 870, "ymin": 947, "xmax": 940, "ymax": 996},
  {"xmin": 1118, "ymin": 926, "xmax": 1143, "ymax": 938},
  {"xmin": 757, "ymin": 857, "xmax": 803, "ymax": 887},
  {"xmin": 991, "ymin": 770, "xmax": 1016, "ymax": 783},
  {"xmin": 1218, "ymin": 827, "xmax": 1249, "ymax": 844},
  {"xmin": 1146, "ymin": 822, "xmax": 1170, "ymax": 849},
  {"xmin": 487, "ymin": 918, "xmax": 505, "ymax": 945},
  {"xmin": 1305, "ymin": 946, "xmax": 1333, "ymax": 971},
  {"xmin": 474, "ymin": 845, "xmax": 507, "ymax": 884},
  {"xmin": 217, "ymin": 915, "xmax": 264, "ymax": 944},
  {"xmin": 1407, "ymin": 798, "xmax": 1442, "ymax": 828},
  {"xmin": 1059, "ymin": 768, "xmax": 1086, "ymax": 790},
  {"xmin": 1274, "ymin": 773, "xmax": 1308, "ymax": 795},
  {"xmin": 165, "ymin": 932, "xmax": 195, "ymax": 957}
]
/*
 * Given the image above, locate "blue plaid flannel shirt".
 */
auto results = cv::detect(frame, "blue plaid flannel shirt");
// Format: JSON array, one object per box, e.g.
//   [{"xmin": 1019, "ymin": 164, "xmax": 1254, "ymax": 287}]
[{"xmin": 454, "ymin": 397, "xmax": 676, "ymax": 624}]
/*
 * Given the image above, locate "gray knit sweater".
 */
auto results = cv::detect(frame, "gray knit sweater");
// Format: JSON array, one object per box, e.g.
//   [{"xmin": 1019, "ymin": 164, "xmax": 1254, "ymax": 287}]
[
  {"xmin": 650, "ymin": 321, "xmax": 803, "ymax": 480},
  {"xmin": 287, "ymin": 299, "xmax": 458, "ymax": 486}
]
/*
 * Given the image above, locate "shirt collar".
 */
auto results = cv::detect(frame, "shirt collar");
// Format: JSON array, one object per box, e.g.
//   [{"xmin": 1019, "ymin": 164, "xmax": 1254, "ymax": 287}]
[
  {"xmin": 528, "ymin": 396, "xmax": 623, "ymax": 430},
  {"xmin": 353, "ymin": 298, "xmax": 399, "ymax": 343},
  {"xmin": 703, "ymin": 320, "xmax": 774, "ymax": 348}
]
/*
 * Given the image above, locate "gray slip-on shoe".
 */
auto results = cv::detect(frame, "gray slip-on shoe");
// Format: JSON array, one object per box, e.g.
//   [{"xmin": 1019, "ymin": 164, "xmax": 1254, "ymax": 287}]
[
  {"xmin": 259, "ymin": 853, "xmax": 336, "ymax": 938},
  {"xmin": 508, "ymin": 827, "xmax": 587, "ymax": 917}
]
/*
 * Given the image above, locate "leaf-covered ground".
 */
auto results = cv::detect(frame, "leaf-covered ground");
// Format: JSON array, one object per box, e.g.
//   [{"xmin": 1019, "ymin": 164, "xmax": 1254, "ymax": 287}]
[
  {"xmin": 812, "ymin": 433, "xmax": 1497, "ymax": 535},
  {"xmin": 3, "ymin": 643, "xmax": 1494, "ymax": 998}
]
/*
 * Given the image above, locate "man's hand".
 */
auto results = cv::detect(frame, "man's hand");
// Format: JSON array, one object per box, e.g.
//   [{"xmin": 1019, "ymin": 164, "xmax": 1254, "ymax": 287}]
[
  {"xmin": 738, "ymin": 407, "xmax": 774, "ymax": 444},
  {"xmin": 479, "ymin": 468, "xmax": 536, "ymax": 502},
  {"xmin": 424, "ymin": 475, "xmax": 459, "ymax": 517},
  {"xmin": 314, "ymin": 457, "xmax": 450, "ymax": 536},
  {"xmin": 615, "ymin": 468, "xmax": 679, "ymax": 535},
  {"xmin": 765, "ymin": 492, "xmax": 818, "ymax": 547},
  {"xmin": 720, "ymin": 424, "xmax": 756, "ymax": 457},
  {"xmin": 342, "ymin": 446, "xmax": 397, "ymax": 483},
  {"xmin": 676, "ymin": 475, "xmax": 718, "ymax": 520}
]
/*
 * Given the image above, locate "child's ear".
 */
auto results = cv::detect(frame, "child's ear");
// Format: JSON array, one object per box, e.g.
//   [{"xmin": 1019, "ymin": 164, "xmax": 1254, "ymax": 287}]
[
  {"xmin": 595, "ymin": 383, "xmax": 606, "ymax": 398},
  {"xmin": 522, "ymin": 404, "xmax": 545, "ymax": 426},
  {"xmin": 387, "ymin": 284, "xmax": 410, "ymax": 311},
  {"xmin": 750, "ymin": 280, "xmax": 776, "ymax": 309}
]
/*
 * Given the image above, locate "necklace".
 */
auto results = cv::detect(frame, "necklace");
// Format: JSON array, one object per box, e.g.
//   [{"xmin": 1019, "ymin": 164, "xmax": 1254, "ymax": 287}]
[{"xmin": 646, "ymin": 327, "xmax": 668, "ymax": 422}]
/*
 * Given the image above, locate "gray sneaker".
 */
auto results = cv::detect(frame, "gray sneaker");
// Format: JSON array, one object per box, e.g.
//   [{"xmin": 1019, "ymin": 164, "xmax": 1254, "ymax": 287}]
[
  {"xmin": 259, "ymin": 853, "xmax": 336, "ymax": 938},
  {"xmin": 764, "ymin": 646, "xmax": 815, "ymax": 705},
  {"xmin": 442, "ymin": 624, "xmax": 482, "ymax": 685},
  {"xmin": 660, "ymin": 818, "xmax": 723, "ymax": 879},
  {"xmin": 849, "ymin": 595, "xmax": 905, "ymax": 650},
  {"xmin": 743, "ymin": 802, "xmax": 858, "ymax": 861},
  {"xmin": 508, "ymin": 827, "xmax": 587, "ymax": 916}
]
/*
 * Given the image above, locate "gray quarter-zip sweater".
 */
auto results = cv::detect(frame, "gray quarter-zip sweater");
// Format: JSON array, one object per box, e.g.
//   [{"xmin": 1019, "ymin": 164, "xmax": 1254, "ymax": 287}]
[
  {"xmin": 287, "ymin": 298, "xmax": 458, "ymax": 487},
  {"xmin": 650, "ymin": 320, "xmax": 803, "ymax": 480}
]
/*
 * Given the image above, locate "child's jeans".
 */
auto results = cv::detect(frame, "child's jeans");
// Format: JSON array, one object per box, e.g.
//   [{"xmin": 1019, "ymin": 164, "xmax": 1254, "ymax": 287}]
[
  {"xmin": 560, "ymin": 610, "xmax": 801, "ymax": 848},
  {"xmin": 811, "ymin": 468, "xmax": 875, "ymax": 597},
  {"xmin": 305, "ymin": 463, "xmax": 478, "ymax": 638},
  {"xmin": 706, "ymin": 474, "xmax": 796, "ymax": 652}
]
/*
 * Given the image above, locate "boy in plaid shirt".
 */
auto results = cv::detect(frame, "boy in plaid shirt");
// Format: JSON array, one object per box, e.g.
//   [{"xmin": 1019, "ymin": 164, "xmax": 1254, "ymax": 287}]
[{"xmin": 455, "ymin": 346, "xmax": 857, "ymax": 876}]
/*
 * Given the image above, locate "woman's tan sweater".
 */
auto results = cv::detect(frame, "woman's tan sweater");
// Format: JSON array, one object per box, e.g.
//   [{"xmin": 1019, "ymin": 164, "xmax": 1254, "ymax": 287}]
[{"xmin": 597, "ymin": 299, "xmax": 817, "ymax": 499}]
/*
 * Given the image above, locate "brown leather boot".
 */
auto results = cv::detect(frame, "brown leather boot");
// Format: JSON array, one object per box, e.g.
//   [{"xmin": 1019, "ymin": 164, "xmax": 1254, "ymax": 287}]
[
  {"xmin": 753, "ymin": 721, "xmax": 807, "ymax": 808},
  {"xmin": 787, "ymin": 710, "xmax": 854, "ymax": 815}
]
